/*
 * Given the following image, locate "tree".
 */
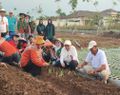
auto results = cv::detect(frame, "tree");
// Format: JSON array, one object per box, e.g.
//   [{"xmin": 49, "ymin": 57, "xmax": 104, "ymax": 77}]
[
  {"xmin": 55, "ymin": 0, "xmax": 118, "ymax": 13},
  {"xmin": 37, "ymin": 5, "xmax": 42, "ymax": 16},
  {"xmin": 69, "ymin": 0, "xmax": 78, "ymax": 12},
  {"xmin": 55, "ymin": 0, "xmax": 60, "ymax": 2},
  {"xmin": 13, "ymin": 8, "xmax": 17, "ymax": 11},
  {"xmin": 56, "ymin": 8, "xmax": 66, "ymax": 16}
]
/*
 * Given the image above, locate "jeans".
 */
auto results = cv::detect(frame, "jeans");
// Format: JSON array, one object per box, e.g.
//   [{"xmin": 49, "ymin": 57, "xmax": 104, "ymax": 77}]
[{"xmin": 9, "ymin": 31, "xmax": 15, "ymax": 39}]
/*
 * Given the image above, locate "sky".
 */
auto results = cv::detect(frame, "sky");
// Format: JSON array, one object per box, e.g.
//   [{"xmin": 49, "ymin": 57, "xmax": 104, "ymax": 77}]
[{"xmin": 1, "ymin": 0, "xmax": 120, "ymax": 18}]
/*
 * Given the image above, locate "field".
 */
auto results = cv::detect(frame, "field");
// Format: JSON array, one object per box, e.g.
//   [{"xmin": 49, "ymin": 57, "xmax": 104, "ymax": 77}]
[{"xmin": 1, "ymin": 32, "xmax": 120, "ymax": 95}]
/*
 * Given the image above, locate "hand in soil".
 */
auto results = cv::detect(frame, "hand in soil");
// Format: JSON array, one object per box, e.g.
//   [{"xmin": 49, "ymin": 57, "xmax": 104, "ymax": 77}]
[
  {"xmin": 76, "ymin": 64, "xmax": 83, "ymax": 69},
  {"xmin": 0, "ymin": 62, "xmax": 7, "ymax": 68},
  {"xmin": 61, "ymin": 63, "xmax": 65, "ymax": 68},
  {"xmin": 43, "ymin": 63, "xmax": 49, "ymax": 66},
  {"xmin": 87, "ymin": 70, "xmax": 96, "ymax": 75}
]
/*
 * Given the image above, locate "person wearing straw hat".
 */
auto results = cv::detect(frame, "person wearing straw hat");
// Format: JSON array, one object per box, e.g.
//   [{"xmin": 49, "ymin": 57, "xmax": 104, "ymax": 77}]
[
  {"xmin": 0, "ymin": 8, "xmax": 8, "ymax": 37},
  {"xmin": 55, "ymin": 40, "xmax": 79, "ymax": 70},
  {"xmin": 76, "ymin": 40, "xmax": 111, "ymax": 84},
  {"xmin": 17, "ymin": 13, "xmax": 27, "ymax": 39},
  {"xmin": 20, "ymin": 36, "xmax": 49, "ymax": 76}
]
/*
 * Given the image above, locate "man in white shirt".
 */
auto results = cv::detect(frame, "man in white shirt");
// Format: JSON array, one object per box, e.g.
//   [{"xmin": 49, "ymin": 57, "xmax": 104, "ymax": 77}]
[
  {"xmin": 55, "ymin": 40, "xmax": 78, "ymax": 70},
  {"xmin": 0, "ymin": 9, "xmax": 8, "ymax": 37},
  {"xmin": 77, "ymin": 40, "xmax": 111, "ymax": 84}
]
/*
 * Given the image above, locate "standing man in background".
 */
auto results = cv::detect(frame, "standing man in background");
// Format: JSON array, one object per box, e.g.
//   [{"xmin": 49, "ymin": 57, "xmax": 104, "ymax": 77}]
[
  {"xmin": 0, "ymin": 9, "xmax": 8, "ymax": 38},
  {"xmin": 7, "ymin": 11, "xmax": 17, "ymax": 39}
]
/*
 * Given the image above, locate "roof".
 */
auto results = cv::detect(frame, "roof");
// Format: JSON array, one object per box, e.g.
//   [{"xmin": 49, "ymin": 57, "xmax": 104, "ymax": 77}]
[
  {"xmin": 67, "ymin": 10, "xmax": 98, "ymax": 18},
  {"xmin": 44, "ymin": 9, "xmax": 120, "ymax": 20},
  {"xmin": 101, "ymin": 9, "xmax": 118, "ymax": 16}
]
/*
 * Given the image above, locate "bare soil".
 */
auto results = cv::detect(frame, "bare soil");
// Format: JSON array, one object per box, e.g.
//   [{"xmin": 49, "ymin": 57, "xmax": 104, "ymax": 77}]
[
  {"xmin": 0, "ymin": 32, "xmax": 120, "ymax": 95},
  {"xmin": 0, "ymin": 65, "xmax": 120, "ymax": 95}
]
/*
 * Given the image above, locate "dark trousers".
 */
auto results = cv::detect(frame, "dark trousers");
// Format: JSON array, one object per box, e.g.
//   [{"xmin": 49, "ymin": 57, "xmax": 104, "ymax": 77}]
[
  {"xmin": 2, "ymin": 53, "xmax": 20, "ymax": 66},
  {"xmin": 42, "ymin": 52, "xmax": 51, "ymax": 62},
  {"xmin": 1, "ymin": 32, "xmax": 7, "ymax": 38},
  {"xmin": 22, "ymin": 60, "xmax": 41, "ymax": 76},
  {"xmin": 55, "ymin": 60, "xmax": 78, "ymax": 70}
]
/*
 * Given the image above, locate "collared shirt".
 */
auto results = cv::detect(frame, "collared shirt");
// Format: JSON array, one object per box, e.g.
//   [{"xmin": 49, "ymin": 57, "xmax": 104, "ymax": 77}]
[
  {"xmin": 0, "ymin": 16, "xmax": 8, "ymax": 33},
  {"xmin": 85, "ymin": 49, "xmax": 110, "ymax": 72},
  {"xmin": 7, "ymin": 16, "xmax": 16, "ymax": 31},
  {"xmin": 60, "ymin": 45, "xmax": 79, "ymax": 64}
]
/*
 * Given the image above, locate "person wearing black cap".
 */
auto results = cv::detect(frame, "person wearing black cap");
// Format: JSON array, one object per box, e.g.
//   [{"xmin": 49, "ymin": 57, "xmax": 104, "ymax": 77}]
[
  {"xmin": 17, "ymin": 13, "xmax": 28, "ymax": 39},
  {"xmin": 37, "ymin": 19, "xmax": 45, "ymax": 36}
]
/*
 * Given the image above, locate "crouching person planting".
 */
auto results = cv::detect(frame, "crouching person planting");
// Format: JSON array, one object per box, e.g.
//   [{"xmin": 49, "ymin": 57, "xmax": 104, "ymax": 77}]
[
  {"xmin": 19, "ymin": 36, "xmax": 49, "ymax": 76},
  {"xmin": 76, "ymin": 40, "xmax": 111, "ymax": 84},
  {"xmin": 0, "ymin": 36, "xmax": 20, "ymax": 66},
  {"xmin": 55, "ymin": 40, "xmax": 79, "ymax": 70}
]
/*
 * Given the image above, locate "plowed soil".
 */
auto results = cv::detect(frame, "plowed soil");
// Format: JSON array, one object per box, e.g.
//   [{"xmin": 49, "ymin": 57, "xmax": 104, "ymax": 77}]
[
  {"xmin": 0, "ymin": 65, "xmax": 120, "ymax": 95},
  {"xmin": 0, "ymin": 32, "xmax": 120, "ymax": 95}
]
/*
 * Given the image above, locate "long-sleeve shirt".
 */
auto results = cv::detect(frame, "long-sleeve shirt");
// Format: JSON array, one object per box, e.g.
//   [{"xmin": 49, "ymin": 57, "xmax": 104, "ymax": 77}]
[
  {"xmin": 0, "ymin": 38, "xmax": 17, "ymax": 57},
  {"xmin": 60, "ymin": 45, "xmax": 79, "ymax": 65},
  {"xmin": 45, "ymin": 24, "xmax": 55, "ymax": 39},
  {"xmin": 20, "ymin": 45, "xmax": 46, "ymax": 67}
]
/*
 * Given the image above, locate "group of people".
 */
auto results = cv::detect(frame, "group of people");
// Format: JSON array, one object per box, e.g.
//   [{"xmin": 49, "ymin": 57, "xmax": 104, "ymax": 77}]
[
  {"xmin": 0, "ymin": 8, "xmax": 111, "ymax": 84},
  {"xmin": 0, "ymin": 8, "xmax": 35, "ymax": 40},
  {"xmin": 37, "ymin": 19, "xmax": 55, "ymax": 41}
]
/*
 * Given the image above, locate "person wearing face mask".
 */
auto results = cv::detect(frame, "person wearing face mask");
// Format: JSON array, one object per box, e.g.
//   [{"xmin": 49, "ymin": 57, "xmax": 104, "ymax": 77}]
[
  {"xmin": 45, "ymin": 19, "xmax": 55, "ymax": 41},
  {"xmin": 76, "ymin": 40, "xmax": 111, "ymax": 84},
  {"xmin": 55, "ymin": 40, "xmax": 79, "ymax": 70},
  {"xmin": 0, "ymin": 9, "xmax": 8, "ymax": 38},
  {"xmin": 19, "ymin": 36, "xmax": 49, "ymax": 76}
]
